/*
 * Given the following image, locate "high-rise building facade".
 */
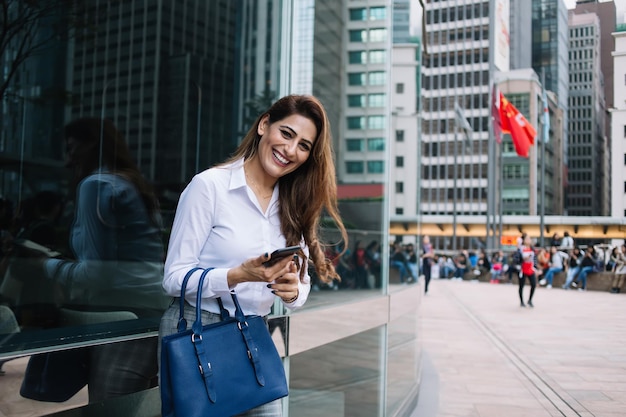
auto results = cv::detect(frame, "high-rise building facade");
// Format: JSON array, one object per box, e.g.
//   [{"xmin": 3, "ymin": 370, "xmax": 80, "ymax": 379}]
[
  {"xmin": 393, "ymin": 0, "xmax": 412, "ymax": 43},
  {"xmin": 71, "ymin": 0, "xmax": 238, "ymax": 189},
  {"xmin": 390, "ymin": 42, "xmax": 420, "ymax": 218},
  {"xmin": 610, "ymin": 26, "xmax": 626, "ymax": 218},
  {"xmin": 509, "ymin": 0, "xmax": 532, "ymax": 69},
  {"xmin": 421, "ymin": 0, "xmax": 494, "ymax": 220},
  {"xmin": 531, "ymin": 0, "xmax": 569, "ymax": 185},
  {"xmin": 567, "ymin": 12, "xmax": 609, "ymax": 216},
  {"xmin": 311, "ymin": 0, "xmax": 345, "ymax": 153},
  {"xmin": 341, "ymin": 1, "xmax": 392, "ymax": 184},
  {"xmin": 573, "ymin": 0, "xmax": 616, "ymax": 116}
]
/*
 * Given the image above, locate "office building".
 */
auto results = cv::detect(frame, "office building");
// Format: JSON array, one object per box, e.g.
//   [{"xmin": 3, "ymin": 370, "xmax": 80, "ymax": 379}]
[
  {"xmin": 420, "ymin": 1, "xmax": 495, "ymax": 221},
  {"xmin": 610, "ymin": 26, "xmax": 626, "ymax": 218},
  {"xmin": 311, "ymin": 0, "xmax": 344, "ymax": 152},
  {"xmin": 498, "ymin": 69, "xmax": 565, "ymax": 216},
  {"xmin": 573, "ymin": 0, "xmax": 616, "ymax": 117},
  {"xmin": 567, "ymin": 12, "xmax": 609, "ymax": 216},
  {"xmin": 390, "ymin": 42, "xmax": 420, "ymax": 218},
  {"xmin": 509, "ymin": 0, "xmax": 532, "ymax": 69},
  {"xmin": 70, "ymin": 0, "xmax": 238, "ymax": 188},
  {"xmin": 0, "ymin": 2, "xmax": 424, "ymax": 416},
  {"xmin": 341, "ymin": 1, "xmax": 392, "ymax": 184},
  {"xmin": 393, "ymin": 0, "xmax": 412, "ymax": 43}
]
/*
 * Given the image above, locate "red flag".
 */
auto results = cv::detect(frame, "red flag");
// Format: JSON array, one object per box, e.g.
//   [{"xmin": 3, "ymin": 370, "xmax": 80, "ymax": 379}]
[{"xmin": 499, "ymin": 93, "xmax": 536, "ymax": 158}]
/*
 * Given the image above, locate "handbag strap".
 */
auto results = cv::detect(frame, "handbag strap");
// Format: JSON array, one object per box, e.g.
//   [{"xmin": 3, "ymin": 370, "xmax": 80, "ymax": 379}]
[
  {"xmin": 191, "ymin": 268, "xmax": 218, "ymax": 403},
  {"xmin": 228, "ymin": 291, "xmax": 266, "ymax": 386},
  {"xmin": 177, "ymin": 267, "xmax": 203, "ymax": 332}
]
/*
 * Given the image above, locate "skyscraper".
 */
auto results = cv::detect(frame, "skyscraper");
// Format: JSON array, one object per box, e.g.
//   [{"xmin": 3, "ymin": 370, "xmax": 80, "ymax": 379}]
[
  {"xmin": 610, "ymin": 26, "xmax": 626, "ymax": 218},
  {"xmin": 421, "ymin": 0, "xmax": 494, "ymax": 221},
  {"xmin": 567, "ymin": 11, "xmax": 609, "ymax": 216},
  {"xmin": 341, "ymin": 2, "xmax": 392, "ymax": 185},
  {"xmin": 70, "ymin": 0, "xmax": 238, "ymax": 187},
  {"xmin": 573, "ymin": 0, "xmax": 616, "ymax": 116}
]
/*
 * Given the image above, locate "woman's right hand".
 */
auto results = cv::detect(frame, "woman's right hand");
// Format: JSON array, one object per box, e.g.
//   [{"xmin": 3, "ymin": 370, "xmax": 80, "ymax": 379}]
[{"xmin": 227, "ymin": 252, "xmax": 295, "ymax": 287}]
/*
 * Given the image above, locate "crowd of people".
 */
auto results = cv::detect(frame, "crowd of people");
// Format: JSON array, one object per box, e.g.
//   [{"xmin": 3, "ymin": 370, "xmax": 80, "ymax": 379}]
[{"xmin": 431, "ymin": 232, "xmax": 626, "ymax": 296}]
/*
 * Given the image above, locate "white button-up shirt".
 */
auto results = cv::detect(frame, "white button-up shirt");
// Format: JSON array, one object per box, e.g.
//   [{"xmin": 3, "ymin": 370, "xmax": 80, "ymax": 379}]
[{"xmin": 163, "ymin": 158, "xmax": 310, "ymax": 316}]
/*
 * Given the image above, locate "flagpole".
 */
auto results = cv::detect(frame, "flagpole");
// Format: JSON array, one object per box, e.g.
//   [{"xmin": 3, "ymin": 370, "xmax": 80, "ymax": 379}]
[
  {"xmin": 540, "ymin": 68, "xmax": 546, "ymax": 247},
  {"xmin": 453, "ymin": 130, "xmax": 458, "ymax": 252},
  {"xmin": 486, "ymin": 0, "xmax": 497, "ymax": 251}
]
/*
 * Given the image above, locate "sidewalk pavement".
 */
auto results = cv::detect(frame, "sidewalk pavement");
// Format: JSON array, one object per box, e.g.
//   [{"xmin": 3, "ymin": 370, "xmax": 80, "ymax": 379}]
[{"xmin": 412, "ymin": 279, "xmax": 626, "ymax": 417}]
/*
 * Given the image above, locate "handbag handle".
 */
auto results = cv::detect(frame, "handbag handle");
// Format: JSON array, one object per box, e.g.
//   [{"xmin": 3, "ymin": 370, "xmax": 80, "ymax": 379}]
[{"xmin": 177, "ymin": 267, "xmax": 222, "ymax": 332}]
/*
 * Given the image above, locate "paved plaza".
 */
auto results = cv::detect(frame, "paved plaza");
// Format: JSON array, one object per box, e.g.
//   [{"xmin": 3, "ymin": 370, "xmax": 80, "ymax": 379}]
[{"xmin": 412, "ymin": 279, "xmax": 626, "ymax": 417}]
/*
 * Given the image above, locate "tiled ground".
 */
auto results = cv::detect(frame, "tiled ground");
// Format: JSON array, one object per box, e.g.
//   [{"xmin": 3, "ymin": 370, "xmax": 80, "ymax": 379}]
[{"xmin": 415, "ymin": 279, "xmax": 626, "ymax": 417}]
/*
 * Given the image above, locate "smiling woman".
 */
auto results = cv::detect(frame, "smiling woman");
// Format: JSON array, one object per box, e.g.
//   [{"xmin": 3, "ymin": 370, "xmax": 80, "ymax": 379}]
[{"xmin": 159, "ymin": 94, "xmax": 348, "ymax": 417}]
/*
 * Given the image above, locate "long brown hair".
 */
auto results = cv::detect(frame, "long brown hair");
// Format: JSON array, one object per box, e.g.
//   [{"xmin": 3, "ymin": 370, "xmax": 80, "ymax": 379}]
[
  {"xmin": 64, "ymin": 118, "xmax": 160, "ymax": 224},
  {"xmin": 227, "ymin": 95, "xmax": 347, "ymax": 283}
]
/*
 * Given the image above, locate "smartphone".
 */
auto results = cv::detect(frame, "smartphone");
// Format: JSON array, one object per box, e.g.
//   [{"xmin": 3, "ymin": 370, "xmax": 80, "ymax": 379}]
[{"xmin": 263, "ymin": 245, "xmax": 301, "ymax": 267}]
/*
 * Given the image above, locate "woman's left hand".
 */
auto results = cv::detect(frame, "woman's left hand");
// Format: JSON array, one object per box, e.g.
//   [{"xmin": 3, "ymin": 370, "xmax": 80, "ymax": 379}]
[{"xmin": 268, "ymin": 258, "xmax": 299, "ymax": 303}]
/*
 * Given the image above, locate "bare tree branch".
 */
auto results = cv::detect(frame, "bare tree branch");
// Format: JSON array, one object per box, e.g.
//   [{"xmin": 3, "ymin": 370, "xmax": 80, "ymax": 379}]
[{"xmin": 0, "ymin": 0, "xmax": 88, "ymax": 100}]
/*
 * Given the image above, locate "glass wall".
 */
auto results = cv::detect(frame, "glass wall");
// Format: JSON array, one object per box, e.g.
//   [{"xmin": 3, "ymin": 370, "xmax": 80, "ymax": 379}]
[{"xmin": 0, "ymin": 1, "xmax": 421, "ymax": 416}]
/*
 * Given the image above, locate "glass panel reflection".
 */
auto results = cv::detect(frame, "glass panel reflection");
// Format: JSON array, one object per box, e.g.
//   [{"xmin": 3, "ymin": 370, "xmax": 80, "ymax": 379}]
[
  {"xmin": 288, "ymin": 327, "xmax": 384, "ymax": 417},
  {"xmin": 386, "ymin": 311, "xmax": 421, "ymax": 416}
]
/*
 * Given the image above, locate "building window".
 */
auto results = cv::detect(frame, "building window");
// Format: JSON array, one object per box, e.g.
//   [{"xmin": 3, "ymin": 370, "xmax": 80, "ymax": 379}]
[
  {"xmin": 624, "ymin": 181, "xmax": 626, "ymax": 193},
  {"xmin": 349, "ymin": 51, "xmax": 366, "ymax": 64},
  {"xmin": 368, "ymin": 93, "xmax": 385, "ymax": 107},
  {"xmin": 624, "ymin": 125, "xmax": 626, "ymax": 137},
  {"xmin": 348, "ymin": 72, "xmax": 365, "ymax": 86},
  {"xmin": 368, "ymin": 50, "xmax": 385, "ymax": 63},
  {"xmin": 624, "ymin": 153, "xmax": 626, "ymax": 166},
  {"xmin": 367, "ymin": 160, "xmax": 384, "ymax": 173},
  {"xmin": 396, "ymin": 156, "xmax": 404, "ymax": 167},
  {"xmin": 348, "ymin": 94, "xmax": 365, "ymax": 107},
  {"xmin": 347, "ymin": 116, "xmax": 365, "ymax": 129},
  {"xmin": 369, "ymin": 6, "xmax": 386, "ymax": 20},
  {"xmin": 396, "ymin": 130, "xmax": 404, "ymax": 142},
  {"xmin": 368, "ymin": 71, "xmax": 386, "ymax": 85},
  {"xmin": 367, "ymin": 138, "xmax": 385, "ymax": 151},
  {"xmin": 396, "ymin": 207, "xmax": 404, "ymax": 215},
  {"xmin": 368, "ymin": 115, "xmax": 385, "ymax": 130},
  {"xmin": 369, "ymin": 28, "xmax": 387, "ymax": 42},
  {"xmin": 346, "ymin": 161, "xmax": 364, "ymax": 173},
  {"xmin": 395, "ymin": 181, "xmax": 404, "ymax": 193},
  {"xmin": 349, "ymin": 8, "xmax": 367, "ymax": 21},
  {"xmin": 349, "ymin": 29, "xmax": 366, "ymax": 42},
  {"xmin": 396, "ymin": 83, "xmax": 404, "ymax": 93},
  {"xmin": 346, "ymin": 139, "xmax": 363, "ymax": 151}
]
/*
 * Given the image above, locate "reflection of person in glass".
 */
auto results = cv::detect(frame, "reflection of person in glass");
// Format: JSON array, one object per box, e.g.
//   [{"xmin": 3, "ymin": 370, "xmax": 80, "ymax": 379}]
[
  {"xmin": 160, "ymin": 95, "xmax": 348, "ymax": 416},
  {"xmin": 39, "ymin": 118, "xmax": 168, "ymax": 402}
]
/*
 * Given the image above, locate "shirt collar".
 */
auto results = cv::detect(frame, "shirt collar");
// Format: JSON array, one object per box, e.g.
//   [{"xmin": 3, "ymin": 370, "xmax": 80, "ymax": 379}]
[{"xmin": 228, "ymin": 158, "xmax": 247, "ymax": 191}]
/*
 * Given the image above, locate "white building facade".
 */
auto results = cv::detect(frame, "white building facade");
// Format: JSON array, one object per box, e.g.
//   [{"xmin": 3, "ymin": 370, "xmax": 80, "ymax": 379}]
[
  {"xmin": 390, "ymin": 43, "xmax": 420, "ymax": 218},
  {"xmin": 341, "ymin": 1, "xmax": 393, "ymax": 184}
]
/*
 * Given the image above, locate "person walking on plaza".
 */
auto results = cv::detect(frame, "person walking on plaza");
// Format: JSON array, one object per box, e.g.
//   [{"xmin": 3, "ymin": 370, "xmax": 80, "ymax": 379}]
[
  {"xmin": 539, "ymin": 246, "xmax": 568, "ymax": 289},
  {"xmin": 610, "ymin": 244, "xmax": 626, "ymax": 294},
  {"xmin": 421, "ymin": 236, "xmax": 434, "ymax": 293},
  {"xmin": 519, "ymin": 235, "xmax": 538, "ymax": 308},
  {"xmin": 562, "ymin": 247, "xmax": 582, "ymax": 289}
]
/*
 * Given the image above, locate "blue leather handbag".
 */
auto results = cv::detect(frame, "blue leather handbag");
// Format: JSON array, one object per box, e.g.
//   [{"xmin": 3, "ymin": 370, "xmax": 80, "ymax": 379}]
[{"xmin": 160, "ymin": 268, "xmax": 288, "ymax": 417}]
